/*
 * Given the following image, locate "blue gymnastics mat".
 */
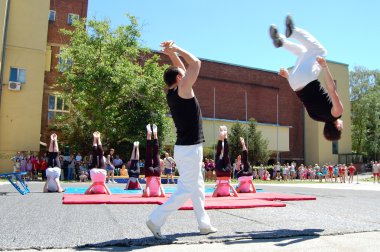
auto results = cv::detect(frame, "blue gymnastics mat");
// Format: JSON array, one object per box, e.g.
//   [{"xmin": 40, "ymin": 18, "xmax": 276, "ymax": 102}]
[{"xmin": 64, "ymin": 187, "xmax": 262, "ymax": 194}]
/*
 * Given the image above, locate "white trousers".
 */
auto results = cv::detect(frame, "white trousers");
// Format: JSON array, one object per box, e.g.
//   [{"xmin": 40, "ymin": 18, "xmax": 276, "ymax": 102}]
[
  {"xmin": 148, "ymin": 143, "xmax": 212, "ymax": 229},
  {"xmin": 282, "ymin": 27, "xmax": 327, "ymax": 91}
]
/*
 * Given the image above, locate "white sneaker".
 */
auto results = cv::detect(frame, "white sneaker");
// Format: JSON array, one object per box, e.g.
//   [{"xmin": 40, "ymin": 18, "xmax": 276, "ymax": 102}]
[
  {"xmin": 199, "ymin": 226, "xmax": 218, "ymax": 235},
  {"xmin": 112, "ymin": 180, "xmax": 117, "ymax": 183},
  {"xmin": 146, "ymin": 220, "xmax": 166, "ymax": 239}
]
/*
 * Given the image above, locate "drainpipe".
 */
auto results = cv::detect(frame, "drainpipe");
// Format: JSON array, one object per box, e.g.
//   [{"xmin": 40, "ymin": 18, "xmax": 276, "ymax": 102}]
[{"xmin": 0, "ymin": 0, "xmax": 11, "ymax": 105}]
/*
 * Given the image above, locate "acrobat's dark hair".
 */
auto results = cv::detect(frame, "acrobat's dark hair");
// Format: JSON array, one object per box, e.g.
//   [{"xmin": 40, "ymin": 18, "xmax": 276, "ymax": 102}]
[
  {"xmin": 323, "ymin": 121, "xmax": 342, "ymax": 141},
  {"xmin": 163, "ymin": 66, "xmax": 181, "ymax": 87}
]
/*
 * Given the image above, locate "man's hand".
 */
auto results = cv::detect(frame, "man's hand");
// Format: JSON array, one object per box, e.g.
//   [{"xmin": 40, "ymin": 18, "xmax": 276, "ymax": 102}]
[
  {"xmin": 160, "ymin": 40, "xmax": 174, "ymax": 48},
  {"xmin": 316, "ymin": 56, "xmax": 327, "ymax": 68},
  {"xmin": 278, "ymin": 68, "xmax": 289, "ymax": 79},
  {"xmin": 160, "ymin": 40, "xmax": 177, "ymax": 55}
]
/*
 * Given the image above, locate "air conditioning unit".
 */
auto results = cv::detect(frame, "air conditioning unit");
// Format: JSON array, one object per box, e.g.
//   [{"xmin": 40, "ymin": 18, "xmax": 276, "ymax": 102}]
[{"xmin": 8, "ymin": 81, "xmax": 21, "ymax": 91}]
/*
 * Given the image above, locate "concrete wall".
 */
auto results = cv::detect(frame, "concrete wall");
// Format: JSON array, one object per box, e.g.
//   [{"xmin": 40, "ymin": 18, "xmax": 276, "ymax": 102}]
[{"xmin": 0, "ymin": 0, "xmax": 49, "ymax": 172}]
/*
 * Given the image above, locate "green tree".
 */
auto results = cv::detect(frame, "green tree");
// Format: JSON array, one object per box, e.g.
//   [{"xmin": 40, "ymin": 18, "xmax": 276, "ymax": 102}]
[
  {"xmin": 246, "ymin": 118, "xmax": 271, "ymax": 165},
  {"xmin": 228, "ymin": 120, "xmax": 270, "ymax": 165},
  {"xmin": 229, "ymin": 122, "xmax": 246, "ymax": 163},
  {"xmin": 350, "ymin": 66, "xmax": 380, "ymax": 158},
  {"xmin": 55, "ymin": 15, "xmax": 171, "ymax": 156}
]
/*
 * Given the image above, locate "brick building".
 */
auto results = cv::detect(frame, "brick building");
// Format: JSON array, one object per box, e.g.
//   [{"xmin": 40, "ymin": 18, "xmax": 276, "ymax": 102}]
[
  {"xmin": 195, "ymin": 59, "xmax": 304, "ymax": 162},
  {"xmin": 41, "ymin": 0, "xmax": 88, "ymax": 145}
]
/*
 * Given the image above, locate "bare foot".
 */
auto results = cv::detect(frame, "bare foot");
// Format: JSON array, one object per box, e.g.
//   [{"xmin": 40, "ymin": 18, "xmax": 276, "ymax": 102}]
[
  {"xmin": 222, "ymin": 126, "xmax": 228, "ymax": 139},
  {"xmin": 240, "ymin": 137, "xmax": 245, "ymax": 145},
  {"xmin": 93, "ymin": 131, "xmax": 100, "ymax": 138},
  {"xmin": 219, "ymin": 126, "xmax": 224, "ymax": 139},
  {"xmin": 279, "ymin": 68, "xmax": 289, "ymax": 79},
  {"xmin": 152, "ymin": 124, "xmax": 158, "ymax": 133},
  {"xmin": 51, "ymin": 133, "xmax": 57, "ymax": 141},
  {"xmin": 146, "ymin": 124, "xmax": 152, "ymax": 133}
]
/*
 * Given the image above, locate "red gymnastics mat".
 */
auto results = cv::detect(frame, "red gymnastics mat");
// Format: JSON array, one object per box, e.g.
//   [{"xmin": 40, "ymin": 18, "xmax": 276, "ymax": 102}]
[
  {"xmin": 231, "ymin": 192, "xmax": 316, "ymax": 201},
  {"xmin": 62, "ymin": 192, "xmax": 315, "ymax": 209}
]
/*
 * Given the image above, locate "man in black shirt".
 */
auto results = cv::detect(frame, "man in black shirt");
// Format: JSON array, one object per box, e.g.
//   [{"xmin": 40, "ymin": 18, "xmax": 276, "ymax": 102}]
[
  {"xmin": 269, "ymin": 15, "xmax": 344, "ymax": 141},
  {"xmin": 146, "ymin": 41, "xmax": 216, "ymax": 239}
]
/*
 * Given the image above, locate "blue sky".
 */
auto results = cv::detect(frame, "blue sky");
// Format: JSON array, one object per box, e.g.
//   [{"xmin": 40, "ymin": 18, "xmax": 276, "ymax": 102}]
[{"xmin": 88, "ymin": 0, "xmax": 379, "ymax": 72}]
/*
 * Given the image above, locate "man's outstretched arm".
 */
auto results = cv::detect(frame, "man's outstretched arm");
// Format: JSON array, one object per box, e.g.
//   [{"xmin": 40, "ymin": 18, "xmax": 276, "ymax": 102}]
[
  {"xmin": 160, "ymin": 41, "xmax": 185, "ymax": 71},
  {"xmin": 317, "ymin": 56, "xmax": 344, "ymax": 118},
  {"xmin": 161, "ymin": 41, "xmax": 201, "ymax": 98}
]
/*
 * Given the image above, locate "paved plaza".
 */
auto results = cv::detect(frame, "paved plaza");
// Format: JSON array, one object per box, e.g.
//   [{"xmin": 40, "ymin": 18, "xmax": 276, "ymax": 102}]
[{"xmin": 1, "ymin": 180, "xmax": 380, "ymax": 251}]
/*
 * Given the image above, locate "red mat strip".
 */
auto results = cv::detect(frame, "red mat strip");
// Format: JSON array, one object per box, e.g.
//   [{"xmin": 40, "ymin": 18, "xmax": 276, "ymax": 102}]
[
  {"xmin": 62, "ymin": 192, "xmax": 315, "ymax": 209},
  {"xmin": 180, "ymin": 198, "xmax": 285, "ymax": 210},
  {"xmin": 231, "ymin": 192, "xmax": 316, "ymax": 201}
]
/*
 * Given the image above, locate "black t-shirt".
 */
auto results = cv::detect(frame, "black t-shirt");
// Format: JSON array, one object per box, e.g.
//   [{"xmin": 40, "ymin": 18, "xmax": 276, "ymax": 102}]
[
  {"xmin": 296, "ymin": 79, "xmax": 341, "ymax": 123},
  {"xmin": 166, "ymin": 88, "xmax": 204, "ymax": 145}
]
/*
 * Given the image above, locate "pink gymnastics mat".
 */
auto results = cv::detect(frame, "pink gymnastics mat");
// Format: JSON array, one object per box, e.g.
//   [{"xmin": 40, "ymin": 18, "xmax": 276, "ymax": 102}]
[{"xmin": 62, "ymin": 192, "xmax": 315, "ymax": 210}]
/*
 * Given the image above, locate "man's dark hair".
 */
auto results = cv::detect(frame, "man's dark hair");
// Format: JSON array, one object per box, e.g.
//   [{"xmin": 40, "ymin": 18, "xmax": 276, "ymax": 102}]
[
  {"xmin": 163, "ymin": 66, "xmax": 181, "ymax": 87},
  {"xmin": 323, "ymin": 121, "xmax": 342, "ymax": 141}
]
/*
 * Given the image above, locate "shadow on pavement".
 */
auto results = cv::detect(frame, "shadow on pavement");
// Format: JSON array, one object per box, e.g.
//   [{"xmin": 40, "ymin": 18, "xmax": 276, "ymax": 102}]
[
  {"xmin": 212, "ymin": 228, "xmax": 324, "ymax": 247},
  {"xmin": 74, "ymin": 232, "xmax": 203, "ymax": 251}
]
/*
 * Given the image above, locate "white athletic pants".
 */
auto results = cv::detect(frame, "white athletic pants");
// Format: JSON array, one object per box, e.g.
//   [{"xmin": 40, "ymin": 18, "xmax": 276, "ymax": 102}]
[
  {"xmin": 282, "ymin": 27, "xmax": 327, "ymax": 91},
  {"xmin": 148, "ymin": 143, "xmax": 212, "ymax": 229}
]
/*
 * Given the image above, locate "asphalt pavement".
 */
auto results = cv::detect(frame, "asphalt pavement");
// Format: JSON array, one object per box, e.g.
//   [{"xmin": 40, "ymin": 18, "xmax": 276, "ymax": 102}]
[{"xmin": 0, "ymin": 180, "xmax": 380, "ymax": 251}]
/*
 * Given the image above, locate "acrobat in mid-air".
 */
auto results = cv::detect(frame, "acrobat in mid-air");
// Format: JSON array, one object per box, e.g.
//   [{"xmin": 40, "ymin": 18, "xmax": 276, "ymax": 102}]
[{"xmin": 270, "ymin": 15, "xmax": 344, "ymax": 141}]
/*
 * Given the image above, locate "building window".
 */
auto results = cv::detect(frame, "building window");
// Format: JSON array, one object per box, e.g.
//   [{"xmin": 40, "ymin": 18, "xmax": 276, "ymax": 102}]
[
  {"xmin": 67, "ymin": 13, "xmax": 79, "ymax": 25},
  {"xmin": 332, "ymin": 140, "xmax": 339, "ymax": 155},
  {"xmin": 9, "ymin": 67, "xmax": 26, "ymax": 83},
  {"xmin": 48, "ymin": 95, "xmax": 69, "ymax": 123},
  {"xmin": 49, "ymin": 10, "xmax": 56, "ymax": 21},
  {"xmin": 58, "ymin": 48, "xmax": 73, "ymax": 72}
]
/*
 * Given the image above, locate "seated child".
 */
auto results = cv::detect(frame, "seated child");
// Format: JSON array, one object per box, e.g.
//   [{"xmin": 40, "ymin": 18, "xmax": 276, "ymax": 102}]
[
  {"xmin": 125, "ymin": 141, "xmax": 142, "ymax": 190},
  {"xmin": 43, "ymin": 133, "xmax": 64, "ymax": 193},
  {"xmin": 212, "ymin": 126, "xmax": 238, "ymax": 197},
  {"xmin": 119, "ymin": 164, "xmax": 128, "ymax": 176},
  {"xmin": 85, "ymin": 132, "xmax": 111, "ymax": 195},
  {"xmin": 79, "ymin": 170, "xmax": 88, "ymax": 182},
  {"xmin": 142, "ymin": 124, "xmax": 166, "ymax": 197},
  {"xmin": 236, "ymin": 137, "xmax": 257, "ymax": 193}
]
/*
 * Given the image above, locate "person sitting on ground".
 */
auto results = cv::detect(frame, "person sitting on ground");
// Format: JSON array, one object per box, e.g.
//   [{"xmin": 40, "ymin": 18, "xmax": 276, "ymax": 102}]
[
  {"xmin": 235, "ymin": 137, "xmax": 256, "ymax": 193},
  {"xmin": 119, "ymin": 164, "xmax": 128, "ymax": 176},
  {"xmin": 85, "ymin": 132, "xmax": 111, "ymax": 195},
  {"xmin": 212, "ymin": 126, "xmax": 238, "ymax": 197},
  {"xmin": 125, "ymin": 141, "xmax": 142, "ymax": 190},
  {"xmin": 269, "ymin": 15, "xmax": 344, "ymax": 141},
  {"xmin": 43, "ymin": 133, "xmax": 64, "ymax": 193},
  {"xmin": 142, "ymin": 124, "xmax": 166, "ymax": 197},
  {"xmin": 113, "ymin": 155, "xmax": 123, "ymax": 176},
  {"xmin": 79, "ymin": 170, "xmax": 88, "ymax": 182}
]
